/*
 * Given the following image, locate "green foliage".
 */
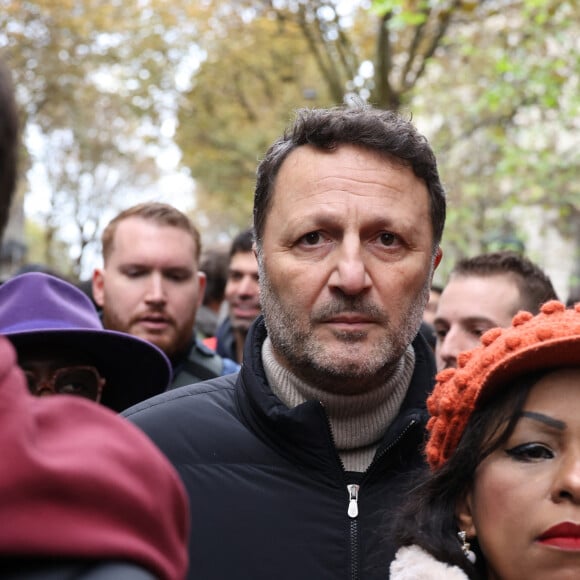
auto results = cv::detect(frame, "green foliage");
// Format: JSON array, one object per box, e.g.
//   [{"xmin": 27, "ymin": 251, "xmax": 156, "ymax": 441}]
[
  {"xmin": 408, "ymin": 0, "xmax": 579, "ymax": 282},
  {"xmin": 24, "ymin": 218, "xmax": 75, "ymax": 278},
  {"xmin": 371, "ymin": 0, "xmax": 430, "ymax": 27},
  {"xmin": 175, "ymin": 3, "xmax": 335, "ymax": 235},
  {"xmin": 1, "ymin": 0, "xmax": 193, "ymax": 275},
  {"xmin": 1, "ymin": 0, "xmax": 578, "ymax": 291}
]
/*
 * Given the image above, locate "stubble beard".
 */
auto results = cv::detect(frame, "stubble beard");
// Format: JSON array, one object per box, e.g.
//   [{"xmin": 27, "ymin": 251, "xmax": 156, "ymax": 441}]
[
  {"xmin": 259, "ymin": 265, "xmax": 429, "ymax": 395},
  {"xmin": 101, "ymin": 307, "xmax": 188, "ymax": 362}
]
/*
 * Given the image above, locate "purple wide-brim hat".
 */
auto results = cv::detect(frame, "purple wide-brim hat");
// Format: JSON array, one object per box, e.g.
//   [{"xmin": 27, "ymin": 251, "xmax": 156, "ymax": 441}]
[{"xmin": 0, "ymin": 272, "xmax": 172, "ymax": 412}]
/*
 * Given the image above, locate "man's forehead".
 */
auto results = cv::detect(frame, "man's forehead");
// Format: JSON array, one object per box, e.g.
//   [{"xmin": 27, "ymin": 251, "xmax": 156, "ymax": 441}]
[
  {"xmin": 437, "ymin": 274, "xmax": 522, "ymax": 320},
  {"xmin": 230, "ymin": 251, "xmax": 257, "ymax": 267},
  {"xmin": 113, "ymin": 217, "xmax": 193, "ymax": 240},
  {"xmin": 109, "ymin": 220, "xmax": 197, "ymax": 261}
]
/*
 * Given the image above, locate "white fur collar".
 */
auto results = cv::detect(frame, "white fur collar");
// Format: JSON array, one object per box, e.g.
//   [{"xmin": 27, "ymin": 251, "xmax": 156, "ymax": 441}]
[{"xmin": 390, "ymin": 545, "xmax": 469, "ymax": 579}]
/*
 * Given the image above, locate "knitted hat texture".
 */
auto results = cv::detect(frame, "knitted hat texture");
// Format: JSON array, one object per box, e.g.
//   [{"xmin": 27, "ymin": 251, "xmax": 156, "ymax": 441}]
[{"xmin": 426, "ymin": 300, "xmax": 580, "ymax": 470}]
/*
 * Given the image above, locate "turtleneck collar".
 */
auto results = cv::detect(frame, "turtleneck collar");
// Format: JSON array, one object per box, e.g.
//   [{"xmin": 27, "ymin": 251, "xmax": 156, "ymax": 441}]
[{"xmin": 261, "ymin": 337, "xmax": 415, "ymax": 472}]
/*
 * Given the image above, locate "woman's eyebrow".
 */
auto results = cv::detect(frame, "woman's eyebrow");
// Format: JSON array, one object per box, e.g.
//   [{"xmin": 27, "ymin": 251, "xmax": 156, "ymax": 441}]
[{"xmin": 520, "ymin": 411, "xmax": 566, "ymax": 431}]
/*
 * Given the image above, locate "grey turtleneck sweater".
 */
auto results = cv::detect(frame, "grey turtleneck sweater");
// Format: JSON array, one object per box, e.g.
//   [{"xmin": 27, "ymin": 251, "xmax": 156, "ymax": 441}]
[{"xmin": 261, "ymin": 338, "xmax": 416, "ymax": 473}]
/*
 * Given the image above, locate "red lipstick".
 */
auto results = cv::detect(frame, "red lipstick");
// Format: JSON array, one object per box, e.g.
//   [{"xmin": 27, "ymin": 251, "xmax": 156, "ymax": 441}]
[{"xmin": 538, "ymin": 522, "xmax": 580, "ymax": 550}]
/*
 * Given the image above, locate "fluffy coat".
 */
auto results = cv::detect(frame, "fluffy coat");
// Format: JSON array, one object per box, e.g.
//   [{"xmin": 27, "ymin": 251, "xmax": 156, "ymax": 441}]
[{"xmin": 390, "ymin": 545, "xmax": 469, "ymax": 579}]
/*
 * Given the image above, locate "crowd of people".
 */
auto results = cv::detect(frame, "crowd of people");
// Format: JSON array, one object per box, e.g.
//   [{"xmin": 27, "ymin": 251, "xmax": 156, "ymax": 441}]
[
  {"xmin": 1, "ymin": 55, "xmax": 580, "ymax": 580},
  {"xmin": 0, "ymin": 60, "xmax": 189, "ymax": 580}
]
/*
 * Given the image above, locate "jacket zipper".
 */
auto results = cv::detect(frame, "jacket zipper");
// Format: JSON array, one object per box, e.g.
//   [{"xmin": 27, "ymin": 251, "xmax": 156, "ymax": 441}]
[
  {"xmin": 320, "ymin": 407, "xmax": 362, "ymax": 580},
  {"xmin": 347, "ymin": 483, "xmax": 360, "ymax": 518},
  {"xmin": 345, "ymin": 419, "xmax": 418, "ymax": 580},
  {"xmin": 347, "ymin": 483, "xmax": 360, "ymax": 580}
]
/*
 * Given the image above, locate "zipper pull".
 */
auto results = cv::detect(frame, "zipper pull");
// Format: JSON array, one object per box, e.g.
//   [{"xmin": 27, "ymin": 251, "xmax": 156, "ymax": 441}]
[{"xmin": 347, "ymin": 484, "xmax": 360, "ymax": 518}]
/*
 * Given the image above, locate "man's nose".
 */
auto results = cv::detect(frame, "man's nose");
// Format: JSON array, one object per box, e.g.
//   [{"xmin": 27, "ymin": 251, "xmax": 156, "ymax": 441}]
[
  {"xmin": 27, "ymin": 370, "xmax": 57, "ymax": 396},
  {"xmin": 144, "ymin": 273, "xmax": 167, "ymax": 303},
  {"xmin": 328, "ymin": 238, "xmax": 371, "ymax": 296},
  {"xmin": 237, "ymin": 275, "xmax": 259, "ymax": 298},
  {"xmin": 435, "ymin": 326, "xmax": 467, "ymax": 370}
]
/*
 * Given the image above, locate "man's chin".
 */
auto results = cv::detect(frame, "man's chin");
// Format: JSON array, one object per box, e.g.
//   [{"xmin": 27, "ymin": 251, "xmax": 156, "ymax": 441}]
[
  {"xmin": 131, "ymin": 329, "xmax": 174, "ymax": 355},
  {"xmin": 312, "ymin": 347, "xmax": 386, "ymax": 373},
  {"xmin": 301, "ymin": 358, "xmax": 387, "ymax": 394}
]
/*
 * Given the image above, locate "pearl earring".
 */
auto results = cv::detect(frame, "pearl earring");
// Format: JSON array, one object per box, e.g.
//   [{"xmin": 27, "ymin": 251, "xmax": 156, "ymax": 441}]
[{"xmin": 458, "ymin": 530, "xmax": 477, "ymax": 564}]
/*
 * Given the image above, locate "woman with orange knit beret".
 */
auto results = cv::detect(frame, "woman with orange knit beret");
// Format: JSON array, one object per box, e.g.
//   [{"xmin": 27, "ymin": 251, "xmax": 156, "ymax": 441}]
[{"xmin": 390, "ymin": 300, "xmax": 580, "ymax": 580}]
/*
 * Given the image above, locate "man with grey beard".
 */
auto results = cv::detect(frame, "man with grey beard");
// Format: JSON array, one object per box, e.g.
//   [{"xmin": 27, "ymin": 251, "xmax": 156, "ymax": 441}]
[{"xmin": 124, "ymin": 105, "xmax": 445, "ymax": 580}]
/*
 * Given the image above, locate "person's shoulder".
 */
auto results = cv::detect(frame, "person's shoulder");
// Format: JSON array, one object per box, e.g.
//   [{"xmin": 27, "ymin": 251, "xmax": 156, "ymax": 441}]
[
  {"xmin": 194, "ymin": 338, "xmax": 222, "ymax": 358},
  {"xmin": 222, "ymin": 356, "xmax": 240, "ymax": 375},
  {"xmin": 122, "ymin": 374, "xmax": 238, "ymax": 420},
  {"xmin": 170, "ymin": 341, "xmax": 239, "ymax": 388},
  {"xmin": 122, "ymin": 375, "xmax": 243, "ymax": 457},
  {"xmin": 192, "ymin": 339, "xmax": 240, "ymax": 374}
]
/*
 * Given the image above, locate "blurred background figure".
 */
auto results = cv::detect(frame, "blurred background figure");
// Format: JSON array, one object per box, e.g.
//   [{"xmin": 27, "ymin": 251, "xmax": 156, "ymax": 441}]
[
  {"xmin": 0, "ymin": 271, "xmax": 172, "ymax": 412},
  {"xmin": 434, "ymin": 251, "xmax": 558, "ymax": 370},
  {"xmin": 422, "ymin": 284, "xmax": 442, "ymax": 327},
  {"xmin": 195, "ymin": 246, "xmax": 229, "ymax": 339},
  {"xmin": 13, "ymin": 262, "xmax": 65, "ymax": 278},
  {"xmin": 418, "ymin": 285, "xmax": 443, "ymax": 352},
  {"xmin": 566, "ymin": 287, "xmax": 580, "ymax": 307},
  {"xmin": 0, "ymin": 58, "xmax": 188, "ymax": 580},
  {"xmin": 93, "ymin": 202, "xmax": 239, "ymax": 389},
  {"xmin": 204, "ymin": 227, "xmax": 260, "ymax": 363}
]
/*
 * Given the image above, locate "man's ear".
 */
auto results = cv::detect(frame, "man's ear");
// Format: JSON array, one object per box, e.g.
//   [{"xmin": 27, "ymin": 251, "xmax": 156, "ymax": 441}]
[
  {"xmin": 92, "ymin": 268, "xmax": 105, "ymax": 308},
  {"xmin": 196, "ymin": 271, "xmax": 207, "ymax": 308},
  {"xmin": 455, "ymin": 490, "xmax": 477, "ymax": 538},
  {"xmin": 433, "ymin": 246, "xmax": 443, "ymax": 270}
]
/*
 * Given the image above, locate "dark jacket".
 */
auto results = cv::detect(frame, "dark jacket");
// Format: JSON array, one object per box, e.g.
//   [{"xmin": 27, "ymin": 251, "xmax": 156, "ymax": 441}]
[
  {"xmin": 124, "ymin": 317, "xmax": 436, "ymax": 580},
  {"xmin": 170, "ymin": 339, "xmax": 239, "ymax": 389}
]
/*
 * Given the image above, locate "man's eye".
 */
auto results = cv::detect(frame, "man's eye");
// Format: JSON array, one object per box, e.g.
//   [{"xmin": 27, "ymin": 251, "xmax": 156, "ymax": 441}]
[
  {"xmin": 379, "ymin": 233, "xmax": 397, "ymax": 247},
  {"xmin": 167, "ymin": 272, "xmax": 191, "ymax": 282},
  {"xmin": 301, "ymin": 232, "xmax": 322, "ymax": 246},
  {"xmin": 506, "ymin": 443, "xmax": 554, "ymax": 462},
  {"xmin": 471, "ymin": 325, "xmax": 492, "ymax": 338}
]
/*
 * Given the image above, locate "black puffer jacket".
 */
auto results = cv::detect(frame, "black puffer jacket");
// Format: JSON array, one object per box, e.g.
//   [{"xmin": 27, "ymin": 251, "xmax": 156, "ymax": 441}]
[{"xmin": 124, "ymin": 316, "xmax": 436, "ymax": 580}]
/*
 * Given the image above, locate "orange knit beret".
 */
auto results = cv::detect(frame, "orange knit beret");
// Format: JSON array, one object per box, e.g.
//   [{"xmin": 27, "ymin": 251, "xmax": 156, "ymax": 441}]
[{"xmin": 426, "ymin": 300, "xmax": 580, "ymax": 470}]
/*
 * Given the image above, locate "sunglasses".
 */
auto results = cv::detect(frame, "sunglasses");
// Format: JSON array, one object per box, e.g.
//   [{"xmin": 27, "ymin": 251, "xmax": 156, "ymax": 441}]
[{"xmin": 23, "ymin": 365, "xmax": 105, "ymax": 401}]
